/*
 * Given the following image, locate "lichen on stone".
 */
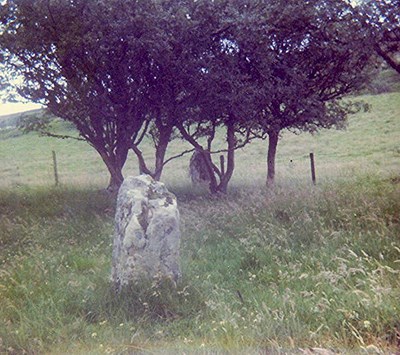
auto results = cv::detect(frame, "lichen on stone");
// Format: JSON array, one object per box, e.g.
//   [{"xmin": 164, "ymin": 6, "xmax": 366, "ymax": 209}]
[{"xmin": 111, "ymin": 175, "xmax": 181, "ymax": 292}]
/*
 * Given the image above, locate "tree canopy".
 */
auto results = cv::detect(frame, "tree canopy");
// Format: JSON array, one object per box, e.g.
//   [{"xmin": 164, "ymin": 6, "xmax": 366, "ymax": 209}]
[
  {"xmin": 227, "ymin": 0, "xmax": 374, "ymax": 185},
  {"xmin": 0, "ymin": 0, "xmax": 377, "ymax": 193},
  {"xmin": 1, "ymin": 0, "xmax": 162, "ymax": 191}
]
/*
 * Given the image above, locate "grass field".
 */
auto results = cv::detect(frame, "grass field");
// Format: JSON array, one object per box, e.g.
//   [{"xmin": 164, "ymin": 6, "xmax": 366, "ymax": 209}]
[{"xmin": 0, "ymin": 92, "xmax": 399, "ymax": 354}]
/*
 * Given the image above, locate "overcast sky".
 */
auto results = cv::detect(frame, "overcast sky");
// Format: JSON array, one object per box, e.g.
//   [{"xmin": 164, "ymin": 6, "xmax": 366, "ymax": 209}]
[{"xmin": 0, "ymin": 102, "xmax": 42, "ymax": 116}]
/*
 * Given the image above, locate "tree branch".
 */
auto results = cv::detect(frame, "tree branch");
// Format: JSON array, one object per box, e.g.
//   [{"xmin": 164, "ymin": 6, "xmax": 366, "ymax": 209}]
[
  {"xmin": 134, "ymin": 119, "xmax": 151, "ymax": 146},
  {"xmin": 375, "ymin": 44, "xmax": 400, "ymax": 75},
  {"xmin": 37, "ymin": 131, "xmax": 86, "ymax": 141},
  {"xmin": 162, "ymin": 148, "xmax": 195, "ymax": 167},
  {"xmin": 131, "ymin": 144, "xmax": 153, "ymax": 176}
]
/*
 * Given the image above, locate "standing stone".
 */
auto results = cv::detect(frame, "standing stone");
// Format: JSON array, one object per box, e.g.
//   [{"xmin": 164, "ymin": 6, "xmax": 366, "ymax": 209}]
[
  {"xmin": 111, "ymin": 175, "xmax": 181, "ymax": 291},
  {"xmin": 189, "ymin": 150, "xmax": 211, "ymax": 185}
]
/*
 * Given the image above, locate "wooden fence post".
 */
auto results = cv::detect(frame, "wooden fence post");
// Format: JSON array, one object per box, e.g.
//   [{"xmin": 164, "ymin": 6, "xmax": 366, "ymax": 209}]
[
  {"xmin": 52, "ymin": 150, "xmax": 59, "ymax": 186},
  {"xmin": 220, "ymin": 155, "xmax": 225, "ymax": 176},
  {"xmin": 310, "ymin": 152, "xmax": 316, "ymax": 185}
]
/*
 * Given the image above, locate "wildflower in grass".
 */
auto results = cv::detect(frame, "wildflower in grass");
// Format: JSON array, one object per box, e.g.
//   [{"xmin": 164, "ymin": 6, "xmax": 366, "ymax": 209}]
[
  {"xmin": 248, "ymin": 272, "xmax": 257, "ymax": 281},
  {"xmin": 363, "ymin": 320, "xmax": 371, "ymax": 329},
  {"xmin": 91, "ymin": 332, "xmax": 97, "ymax": 338}
]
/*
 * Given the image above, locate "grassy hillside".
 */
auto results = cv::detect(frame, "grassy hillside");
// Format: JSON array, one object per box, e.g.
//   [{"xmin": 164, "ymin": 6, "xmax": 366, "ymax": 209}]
[
  {"xmin": 362, "ymin": 67, "xmax": 400, "ymax": 94},
  {"xmin": 0, "ymin": 92, "xmax": 399, "ymax": 353},
  {"xmin": 0, "ymin": 109, "xmax": 43, "ymax": 129},
  {"xmin": 1, "ymin": 93, "xmax": 399, "ymax": 190}
]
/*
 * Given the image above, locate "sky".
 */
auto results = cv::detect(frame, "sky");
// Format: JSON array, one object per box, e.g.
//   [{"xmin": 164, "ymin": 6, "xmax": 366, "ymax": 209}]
[{"xmin": 0, "ymin": 102, "xmax": 43, "ymax": 116}]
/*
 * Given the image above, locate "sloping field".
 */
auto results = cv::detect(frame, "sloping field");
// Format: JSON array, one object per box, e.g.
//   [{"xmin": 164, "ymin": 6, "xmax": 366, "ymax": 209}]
[{"xmin": 0, "ymin": 92, "xmax": 399, "ymax": 190}]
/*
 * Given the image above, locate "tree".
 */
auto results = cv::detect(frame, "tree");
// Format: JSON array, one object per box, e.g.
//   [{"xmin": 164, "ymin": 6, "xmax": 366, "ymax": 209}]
[
  {"xmin": 120, "ymin": 0, "xmax": 256, "ymax": 193},
  {"xmin": 224, "ymin": 0, "xmax": 374, "ymax": 186},
  {"xmin": 0, "ymin": 0, "xmax": 231, "ymax": 190},
  {"xmin": 129, "ymin": 0, "xmax": 202, "ymax": 181},
  {"xmin": 0, "ymin": 0, "xmax": 161, "ymax": 192},
  {"xmin": 130, "ymin": 0, "xmax": 256, "ymax": 192},
  {"xmin": 172, "ymin": 0, "xmax": 259, "ymax": 194}
]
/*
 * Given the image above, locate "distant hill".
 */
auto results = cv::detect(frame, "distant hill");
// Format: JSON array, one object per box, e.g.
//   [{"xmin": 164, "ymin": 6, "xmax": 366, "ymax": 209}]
[
  {"xmin": 363, "ymin": 67, "xmax": 400, "ymax": 94},
  {"xmin": 0, "ymin": 109, "xmax": 44, "ymax": 129}
]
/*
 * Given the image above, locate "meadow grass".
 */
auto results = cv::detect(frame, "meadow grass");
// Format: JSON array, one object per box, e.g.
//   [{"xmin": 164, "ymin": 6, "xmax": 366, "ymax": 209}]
[
  {"xmin": 0, "ymin": 92, "xmax": 399, "ymax": 353},
  {"xmin": 0, "ymin": 178, "xmax": 399, "ymax": 353}
]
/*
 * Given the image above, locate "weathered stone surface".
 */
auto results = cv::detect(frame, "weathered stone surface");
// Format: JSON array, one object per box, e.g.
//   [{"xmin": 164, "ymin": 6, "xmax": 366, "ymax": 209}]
[
  {"xmin": 111, "ymin": 175, "xmax": 181, "ymax": 291},
  {"xmin": 189, "ymin": 150, "xmax": 211, "ymax": 185}
]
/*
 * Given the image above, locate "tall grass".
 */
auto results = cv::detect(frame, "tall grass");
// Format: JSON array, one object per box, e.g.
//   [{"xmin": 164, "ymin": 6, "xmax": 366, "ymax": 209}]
[{"xmin": 1, "ymin": 176, "xmax": 399, "ymax": 353}]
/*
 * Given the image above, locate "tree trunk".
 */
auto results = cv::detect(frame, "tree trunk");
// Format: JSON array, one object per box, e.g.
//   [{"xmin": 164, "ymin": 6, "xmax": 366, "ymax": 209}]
[
  {"xmin": 204, "ymin": 151, "xmax": 219, "ymax": 194},
  {"xmin": 131, "ymin": 125, "xmax": 172, "ymax": 181},
  {"xmin": 131, "ymin": 144, "xmax": 153, "ymax": 176},
  {"xmin": 375, "ymin": 44, "xmax": 400, "ymax": 75},
  {"xmin": 218, "ymin": 123, "xmax": 235, "ymax": 194},
  {"xmin": 98, "ymin": 146, "xmax": 129, "ymax": 194},
  {"xmin": 266, "ymin": 130, "xmax": 279, "ymax": 188},
  {"xmin": 153, "ymin": 126, "xmax": 172, "ymax": 181},
  {"xmin": 196, "ymin": 150, "xmax": 219, "ymax": 194},
  {"xmin": 107, "ymin": 168, "xmax": 125, "ymax": 194}
]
